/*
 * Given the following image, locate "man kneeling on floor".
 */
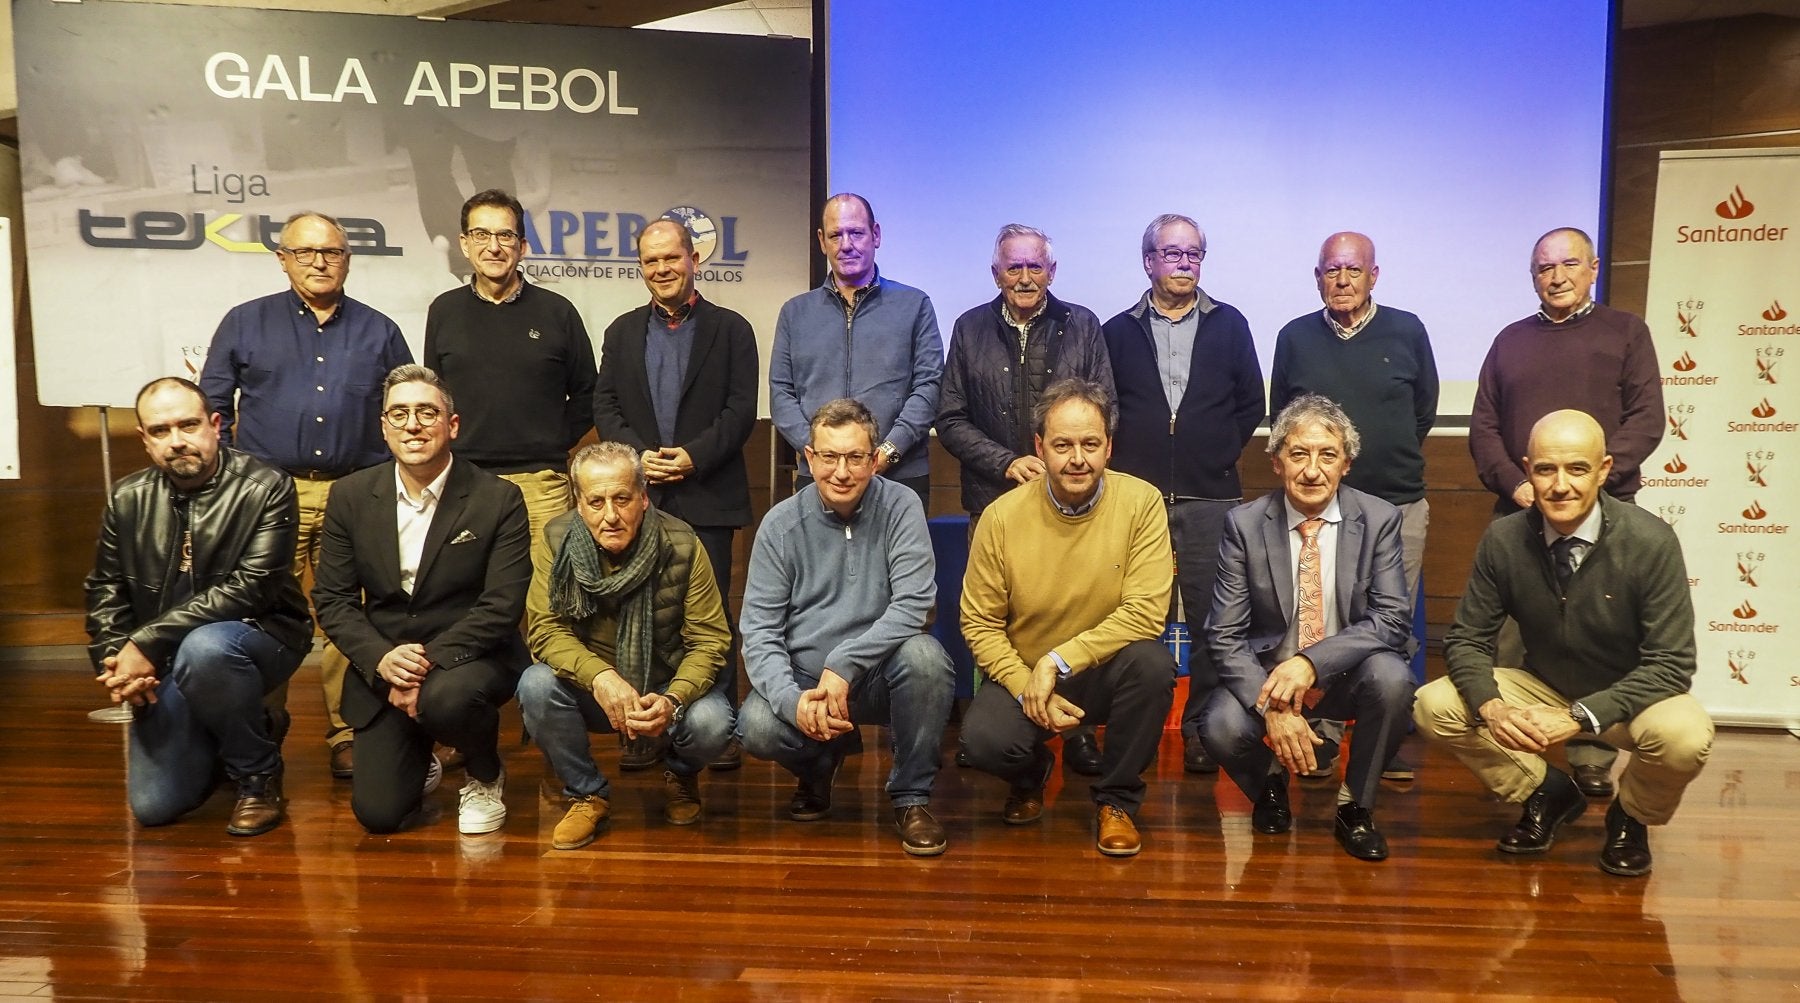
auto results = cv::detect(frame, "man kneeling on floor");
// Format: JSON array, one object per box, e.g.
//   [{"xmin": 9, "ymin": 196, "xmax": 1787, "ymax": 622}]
[
  {"xmin": 737, "ymin": 398, "xmax": 955, "ymax": 857},
  {"xmin": 518, "ymin": 442, "xmax": 734, "ymax": 849},
  {"xmin": 1415, "ymin": 409, "xmax": 1713, "ymax": 876}
]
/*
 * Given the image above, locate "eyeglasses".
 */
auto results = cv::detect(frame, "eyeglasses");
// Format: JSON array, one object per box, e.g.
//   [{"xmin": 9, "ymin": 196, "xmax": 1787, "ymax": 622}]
[
  {"xmin": 811, "ymin": 450, "xmax": 872, "ymax": 470},
  {"xmin": 463, "ymin": 228, "xmax": 522, "ymax": 247},
  {"xmin": 1321, "ymin": 265, "xmax": 1365, "ymax": 280},
  {"xmin": 1153, "ymin": 247, "xmax": 1205, "ymax": 264},
  {"xmin": 383, "ymin": 405, "xmax": 443, "ymax": 428},
  {"xmin": 282, "ymin": 246, "xmax": 348, "ymax": 265}
]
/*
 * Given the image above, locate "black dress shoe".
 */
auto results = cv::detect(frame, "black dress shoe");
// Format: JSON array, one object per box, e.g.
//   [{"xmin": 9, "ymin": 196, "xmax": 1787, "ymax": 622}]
[
  {"xmin": 1184, "ymin": 740, "xmax": 1220, "ymax": 774},
  {"xmin": 894, "ymin": 806, "xmax": 947, "ymax": 857},
  {"xmin": 1252, "ymin": 773, "xmax": 1292, "ymax": 834},
  {"xmin": 1333, "ymin": 802, "xmax": 1389, "ymax": 861},
  {"xmin": 1498, "ymin": 767, "xmax": 1586, "ymax": 854},
  {"xmin": 1573, "ymin": 763, "xmax": 1616, "ymax": 798},
  {"xmin": 1598, "ymin": 799, "xmax": 1652, "ymax": 877},
  {"xmin": 788, "ymin": 752, "xmax": 844, "ymax": 822},
  {"xmin": 1063, "ymin": 731, "xmax": 1103, "ymax": 777}
]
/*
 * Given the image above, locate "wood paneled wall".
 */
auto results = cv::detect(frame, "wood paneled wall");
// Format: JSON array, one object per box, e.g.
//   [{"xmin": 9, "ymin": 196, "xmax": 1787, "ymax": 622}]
[{"xmin": 6, "ymin": 13, "xmax": 1797, "ymax": 648}]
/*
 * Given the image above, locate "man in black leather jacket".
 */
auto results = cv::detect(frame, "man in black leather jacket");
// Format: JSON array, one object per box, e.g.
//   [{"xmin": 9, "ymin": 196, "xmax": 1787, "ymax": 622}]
[{"xmin": 86, "ymin": 377, "xmax": 311, "ymax": 837}]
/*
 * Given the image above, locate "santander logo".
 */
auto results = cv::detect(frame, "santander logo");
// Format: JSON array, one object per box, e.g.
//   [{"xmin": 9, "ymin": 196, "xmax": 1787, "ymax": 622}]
[
  {"xmin": 1673, "ymin": 352, "xmax": 1698, "ymax": 372},
  {"xmin": 1732, "ymin": 599, "xmax": 1758, "ymax": 619},
  {"xmin": 1664, "ymin": 455, "xmax": 1687, "ymax": 473},
  {"xmin": 1743, "ymin": 500, "xmax": 1768, "ymax": 520},
  {"xmin": 1766, "ymin": 301, "xmax": 1788, "ymax": 322},
  {"xmin": 1716, "ymin": 185, "xmax": 1755, "ymax": 220},
  {"xmin": 1752, "ymin": 399, "xmax": 1778, "ymax": 418}
]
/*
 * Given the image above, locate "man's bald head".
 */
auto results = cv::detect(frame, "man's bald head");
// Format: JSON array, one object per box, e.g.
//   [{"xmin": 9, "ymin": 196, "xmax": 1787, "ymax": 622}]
[
  {"xmin": 1315, "ymin": 231, "xmax": 1379, "ymax": 324},
  {"xmin": 1524, "ymin": 409, "xmax": 1612, "ymax": 535}
]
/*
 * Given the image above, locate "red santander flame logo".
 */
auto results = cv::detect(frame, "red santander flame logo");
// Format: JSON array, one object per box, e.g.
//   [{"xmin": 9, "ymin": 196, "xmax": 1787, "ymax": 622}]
[
  {"xmin": 1743, "ymin": 500, "xmax": 1767, "ymax": 520},
  {"xmin": 1766, "ymin": 301, "xmax": 1788, "ymax": 322},
  {"xmin": 1663, "ymin": 455, "xmax": 1687, "ymax": 473},
  {"xmin": 1672, "ymin": 352, "xmax": 1697, "ymax": 372},
  {"xmin": 1752, "ymin": 399, "xmax": 1778, "ymax": 418},
  {"xmin": 1716, "ymin": 185, "xmax": 1755, "ymax": 220},
  {"xmin": 1732, "ymin": 600, "xmax": 1758, "ymax": 619}
]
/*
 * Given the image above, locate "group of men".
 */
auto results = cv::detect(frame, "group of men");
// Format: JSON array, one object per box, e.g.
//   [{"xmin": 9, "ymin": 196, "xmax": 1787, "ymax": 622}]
[{"xmin": 86, "ymin": 189, "xmax": 1712, "ymax": 875}]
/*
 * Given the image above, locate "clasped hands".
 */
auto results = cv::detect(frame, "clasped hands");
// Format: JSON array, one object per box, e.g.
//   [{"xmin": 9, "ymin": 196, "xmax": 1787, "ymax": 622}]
[
  {"xmin": 592, "ymin": 669, "xmax": 677, "ymax": 739},
  {"xmin": 1257, "ymin": 656, "xmax": 1324, "ymax": 775},
  {"xmin": 642, "ymin": 446, "xmax": 695, "ymax": 484},
  {"xmin": 1021, "ymin": 654, "xmax": 1084, "ymax": 733},
  {"xmin": 377, "ymin": 642, "xmax": 435, "ymax": 718},
  {"xmin": 796, "ymin": 669, "xmax": 855, "ymax": 742},
  {"xmin": 1480, "ymin": 698, "xmax": 1580, "ymax": 753},
  {"xmin": 97, "ymin": 640, "xmax": 160, "ymax": 707}
]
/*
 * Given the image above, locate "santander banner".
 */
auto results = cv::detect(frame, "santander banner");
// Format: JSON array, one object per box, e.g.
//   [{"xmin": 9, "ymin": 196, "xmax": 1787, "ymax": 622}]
[{"xmin": 1641, "ymin": 148, "xmax": 1799, "ymax": 730}]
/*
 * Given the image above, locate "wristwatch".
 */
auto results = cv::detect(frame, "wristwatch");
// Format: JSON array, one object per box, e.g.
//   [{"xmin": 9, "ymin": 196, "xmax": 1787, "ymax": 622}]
[
  {"xmin": 1567, "ymin": 701, "xmax": 1596, "ymax": 734},
  {"xmin": 666, "ymin": 694, "xmax": 687, "ymax": 724},
  {"xmin": 876, "ymin": 441, "xmax": 901, "ymax": 466}
]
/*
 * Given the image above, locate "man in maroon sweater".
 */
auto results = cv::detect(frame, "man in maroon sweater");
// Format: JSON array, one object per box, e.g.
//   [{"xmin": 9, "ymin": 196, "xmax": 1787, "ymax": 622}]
[{"xmin": 1469, "ymin": 226, "xmax": 1664, "ymax": 798}]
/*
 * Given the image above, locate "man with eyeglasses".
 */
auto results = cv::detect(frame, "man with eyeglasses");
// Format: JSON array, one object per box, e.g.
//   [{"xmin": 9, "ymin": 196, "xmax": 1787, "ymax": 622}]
[
  {"xmin": 592, "ymin": 219, "xmax": 758, "ymax": 772},
  {"xmin": 1468, "ymin": 227, "xmax": 1664, "ymax": 801},
  {"xmin": 1102, "ymin": 213, "xmax": 1265, "ymax": 777},
  {"xmin": 424, "ymin": 187, "xmax": 597, "ymax": 579},
  {"xmin": 313, "ymin": 364, "xmax": 532, "ymax": 836},
  {"xmin": 737, "ymin": 398, "xmax": 955, "ymax": 857},
  {"xmin": 769, "ymin": 193, "xmax": 943, "ymax": 509},
  {"xmin": 1268, "ymin": 232, "xmax": 1439, "ymax": 784},
  {"xmin": 938, "ymin": 222, "xmax": 1115, "ymax": 777},
  {"xmin": 200, "ymin": 210, "xmax": 412, "ymax": 782}
]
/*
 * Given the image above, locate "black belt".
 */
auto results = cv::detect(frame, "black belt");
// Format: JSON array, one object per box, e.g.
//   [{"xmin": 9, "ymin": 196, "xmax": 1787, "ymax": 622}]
[{"xmin": 284, "ymin": 467, "xmax": 349, "ymax": 481}]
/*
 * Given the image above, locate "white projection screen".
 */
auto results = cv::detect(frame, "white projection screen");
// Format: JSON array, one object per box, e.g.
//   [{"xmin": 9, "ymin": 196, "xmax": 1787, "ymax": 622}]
[{"xmin": 826, "ymin": 1, "xmax": 1613, "ymax": 415}]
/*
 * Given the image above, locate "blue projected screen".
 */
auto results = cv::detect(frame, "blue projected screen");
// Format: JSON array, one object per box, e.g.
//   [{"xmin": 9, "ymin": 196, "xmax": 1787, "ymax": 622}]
[{"xmin": 827, "ymin": 1, "xmax": 1612, "ymax": 410}]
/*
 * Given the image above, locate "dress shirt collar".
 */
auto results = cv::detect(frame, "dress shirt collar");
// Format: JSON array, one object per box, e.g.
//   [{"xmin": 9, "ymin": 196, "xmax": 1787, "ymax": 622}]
[
  {"xmin": 1282, "ymin": 492, "xmax": 1343, "ymax": 531},
  {"xmin": 652, "ymin": 290, "xmax": 702, "ymax": 329},
  {"xmin": 1537, "ymin": 298, "xmax": 1596, "ymax": 324},
  {"xmin": 396, "ymin": 457, "xmax": 454, "ymax": 510},
  {"xmin": 1046, "ymin": 473, "xmax": 1106, "ymax": 517},
  {"xmin": 1541, "ymin": 500, "xmax": 1603, "ymax": 549},
  {"xmin": 471, "ymin": 274, "xmax": 526, "ymax": 305},
  {"xmin": 1323, "ymin": 300, "xmax": 1378, "ymax": 340}
]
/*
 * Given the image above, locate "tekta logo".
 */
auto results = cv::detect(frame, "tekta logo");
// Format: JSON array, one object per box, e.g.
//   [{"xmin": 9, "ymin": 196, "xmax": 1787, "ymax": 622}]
[
  {"xmin": 1736, "ymin": 550, "xmax": 1762, "ymax": 587},
  {"xmin": 1766, "ymin": 301, "xmax": 1789, "ymax": 322},
  {"xmin": 1742, "ymin": 500, "xmax": 1768, "ymax": 521},
  {"xmin": 1727, "ymin": 648, "xmax": 1754, "ymax": 685},
  {"xmin": 1716, "ymin": 185, "xmax": 1756, "ymax": 220},
  {"xmin": 1672, "ymin": 351, "xmax": 1698, "ymax": 372},
  {"xmin": 1664, "ymin": 454, "xmax": 1688, "ymax": 474},
  {"xmin": 1751, "ymin": 398, "xmax": 1778, "ymax": 419},
  {"xmin": 1746, "ymin": 448, "xmax": 1773, "ymax": 487},
  {"xmin": 1732, "ymin": 599, "xmax": 1758, "ymax": 619}
]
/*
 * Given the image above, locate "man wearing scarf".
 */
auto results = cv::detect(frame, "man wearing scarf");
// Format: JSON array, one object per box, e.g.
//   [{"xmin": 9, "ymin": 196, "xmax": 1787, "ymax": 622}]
[{"xmin": 517, "ymin": 441, "xmax": 734, "ymax": 850}]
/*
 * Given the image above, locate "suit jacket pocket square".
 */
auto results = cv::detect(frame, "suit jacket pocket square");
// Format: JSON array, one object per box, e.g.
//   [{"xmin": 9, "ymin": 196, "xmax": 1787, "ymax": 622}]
[{"xmin": 450, "ymin": 529, "xmax": 478, "ymax": 544}]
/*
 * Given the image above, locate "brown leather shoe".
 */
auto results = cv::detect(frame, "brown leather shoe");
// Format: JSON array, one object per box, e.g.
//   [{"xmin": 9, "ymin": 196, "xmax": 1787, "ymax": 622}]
[
  {"xmin": 226, "ymin": 770, "xmax": 284, "ymax": 837},
  {"xmin": 1096, "ymin": 804, "xmax": 1141, "ymax": 857},
  {"xmin": 329, "ymin": 741, "xmax": 354, "ymax": 779},
  {"xmin": 553, "ymin": 794, "xmax": 609, "ymax": 849},
  {"xmin": 1002, "ymin": 749, "xmax": 1054, "ymax": 825},
  {"xmin": 708, "ymin": 737, "xmax": 744, "ymax": 772},
  {"xmin": 893, "ymin": 806, "xmax": 947, "ymax": 856},
  {"xmin": 663, "ymin": 770, "xmax": 703, "ymax": 826}
]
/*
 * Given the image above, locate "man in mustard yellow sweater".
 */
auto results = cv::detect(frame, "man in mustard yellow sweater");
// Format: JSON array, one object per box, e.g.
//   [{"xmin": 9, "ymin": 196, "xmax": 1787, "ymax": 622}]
[{"xmin": 960, "ymin": 378, "xmax": 1176, "ymax": 857}]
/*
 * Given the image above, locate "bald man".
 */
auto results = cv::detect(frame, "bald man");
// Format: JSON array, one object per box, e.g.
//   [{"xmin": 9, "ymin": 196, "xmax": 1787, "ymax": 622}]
[
  {"xmin": 1414, "ymin": 410, "xmax": 1712, "ymax": 877},
  {"xmin": 1270, "ymin": 231, "xmax": 1438, "ymax": 783}
]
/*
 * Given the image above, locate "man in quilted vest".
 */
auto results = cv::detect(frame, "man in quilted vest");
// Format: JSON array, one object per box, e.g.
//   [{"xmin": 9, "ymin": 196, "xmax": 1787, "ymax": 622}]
[{"xmin": 516, "ymin": 441, "xmax": 734, "ymax": 850}]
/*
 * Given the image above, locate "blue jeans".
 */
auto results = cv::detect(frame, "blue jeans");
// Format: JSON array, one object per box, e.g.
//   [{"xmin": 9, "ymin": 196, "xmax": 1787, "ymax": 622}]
[
  {"xmin": 127, "ymin": 621, "xmax": 304, "ymax": 826},
  {"xmin": 736, "ymin": 634, "xmax": 953, "ymax": 808},
  {"xmin": 516, "ymin": 662, "xmax": 735, "ymax": 800}
]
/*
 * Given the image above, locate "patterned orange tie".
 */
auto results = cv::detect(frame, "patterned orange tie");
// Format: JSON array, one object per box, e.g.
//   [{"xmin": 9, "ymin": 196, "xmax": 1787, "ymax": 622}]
[{"xmin": 1296, "ymin": 517, "xmax": 1326, "ymax": 709}]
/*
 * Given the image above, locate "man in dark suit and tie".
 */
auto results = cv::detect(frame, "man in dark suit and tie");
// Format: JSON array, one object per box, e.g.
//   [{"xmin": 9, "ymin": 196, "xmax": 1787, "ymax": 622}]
[
  {"xmin": 314, "ymin": 364, "xmax": 533, "ymax": 836},
  {"xmin": 1201, "ymin": 394, "xmax": 1417, "ymax": 860},
  {"xmin": 593, "ymin": 218, "xmax": 758, "ymax": 770}
]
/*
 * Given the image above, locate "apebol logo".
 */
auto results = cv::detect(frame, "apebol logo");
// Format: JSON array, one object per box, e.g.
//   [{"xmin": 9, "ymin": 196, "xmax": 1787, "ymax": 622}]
[
  {"xmin": 77, "ymin": 209, "xmax": 403, "ymax": 256},
  {"xmin": 1766, "ymin": 301, "xmax": 1789, "ymax": 322},
  {"xmin": 517, "ymin": 205, "xmax": 753, "ymax": 282},
  {"xmin": 1716, "ymin": 185, "xmax": 1755, "ymax": 219}
]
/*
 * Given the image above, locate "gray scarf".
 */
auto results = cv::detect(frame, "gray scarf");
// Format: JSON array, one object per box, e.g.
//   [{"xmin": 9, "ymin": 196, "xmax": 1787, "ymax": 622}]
[{"xmin": 547, "ymin": 509, "xmax": 662, "ymax": 692}]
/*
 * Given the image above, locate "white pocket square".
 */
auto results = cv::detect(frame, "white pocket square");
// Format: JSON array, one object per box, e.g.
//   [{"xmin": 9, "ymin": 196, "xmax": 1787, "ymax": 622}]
[{"xmin": 450, "ymin": 529, "xmax": 478, "ymax": 544}]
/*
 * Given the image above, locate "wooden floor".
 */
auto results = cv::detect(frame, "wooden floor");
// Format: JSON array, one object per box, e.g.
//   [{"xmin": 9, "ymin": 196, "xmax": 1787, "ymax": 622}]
[{"xmin": 1, "ymin": 655, "xmax": 1796, "ymax": 1002}]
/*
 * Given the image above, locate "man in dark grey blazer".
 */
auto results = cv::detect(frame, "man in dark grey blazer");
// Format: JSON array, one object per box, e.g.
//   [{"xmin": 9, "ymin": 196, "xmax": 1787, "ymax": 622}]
[
  {"xmin": 1201, "ymin": 394, "xmax": 1416, "ymax": 861},
  {"xmin": 314, "ymin": 364, "xmax": 532, "ymax": 836},
  {"xmin": 593, "ymin": 218, "xmax": 758, "ymax": 770}
]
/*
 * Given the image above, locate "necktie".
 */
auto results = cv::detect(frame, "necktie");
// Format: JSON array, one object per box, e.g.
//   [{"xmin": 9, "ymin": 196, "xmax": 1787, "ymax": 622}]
[
  {"xmin": 1297, "ymin": 517, "xmax": 1325, "ymax": 649},
  {"xmin": 1551, "ymin": 536, "xmax": 1578, "ymax": 595}
]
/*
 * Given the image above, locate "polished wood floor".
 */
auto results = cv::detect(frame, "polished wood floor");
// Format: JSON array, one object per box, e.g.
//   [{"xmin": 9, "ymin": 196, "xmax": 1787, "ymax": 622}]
[{"xmin": 1, "ymin": 655, "xmax": 1795, "ymax": 1002}]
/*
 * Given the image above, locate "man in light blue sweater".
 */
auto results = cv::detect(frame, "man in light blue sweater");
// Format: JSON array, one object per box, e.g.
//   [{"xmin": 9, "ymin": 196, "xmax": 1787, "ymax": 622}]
[
  {"xmin": 738, "ymin": 398, "xmax": 955, "ymax": 857},
  {"xmin": 768, "ymin": 193, "xmax": 943, "ymax": 508}
]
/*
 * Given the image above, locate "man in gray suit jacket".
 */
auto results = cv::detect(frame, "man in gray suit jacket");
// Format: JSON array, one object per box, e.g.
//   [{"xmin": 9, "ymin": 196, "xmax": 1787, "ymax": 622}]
[{"xmin": 1201, "ymin": 394, "xmax": 1416, "ymax": 861}]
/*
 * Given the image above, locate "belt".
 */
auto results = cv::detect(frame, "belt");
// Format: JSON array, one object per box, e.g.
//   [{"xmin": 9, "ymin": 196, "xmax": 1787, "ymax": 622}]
[{"xmin": 284, "ymin": 467, "xmax": 349, "ymax": 481}]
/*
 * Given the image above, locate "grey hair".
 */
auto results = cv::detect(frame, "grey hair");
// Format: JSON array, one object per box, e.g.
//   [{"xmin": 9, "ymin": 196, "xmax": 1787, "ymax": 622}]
[
  {"xmin": 1033, "ymin": 378, "xmax": 1116, "ymax": 437},
  {"xmin": 570, "ymin": 441, "xmax": 648, "ymax": 495},
  {"xmin": 382, "ymin": 364, "xmax": 454, "ymax": 417},
  {"xmin": 1533, "ymin": 226, "xmax": 1596, "ymax": 261},
  {"xmin": 1268, "ymin": 393, "xmax": 1361, "ymax": 462},
  {"xmin": 1140, "ymin": 213, "xmax": 1206, "ymax": 257},
  {"xmin": 992, "ymin": 223, "xmax": 1056, "ymax": 270},
  {"xmin": 808, "ymin": 398, "xmax": 879, "ymax": 452},
  {"xmin": 280, "ymin": 211, "xmax": 348, "ymax": 247}
]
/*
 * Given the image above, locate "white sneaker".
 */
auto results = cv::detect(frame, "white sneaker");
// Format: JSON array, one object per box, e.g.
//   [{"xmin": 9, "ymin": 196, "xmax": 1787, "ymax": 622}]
[
  {"xmin": 422, "ymin": 754, "xmax": 443, "ymax": 797},
  {"xmin": 458, "ymin": 770, "xmax": 507, "ymax": 835}
]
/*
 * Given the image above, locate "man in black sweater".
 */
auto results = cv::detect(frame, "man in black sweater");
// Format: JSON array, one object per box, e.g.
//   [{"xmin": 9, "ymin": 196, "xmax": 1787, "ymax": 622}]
[
  {"xmin": 1103, "ymin": 213, "xmax": 1264, "ymax": 775},
  {"xmin": 1414, "ymin": 410, "xmax": 1713, "ymax": 877}
]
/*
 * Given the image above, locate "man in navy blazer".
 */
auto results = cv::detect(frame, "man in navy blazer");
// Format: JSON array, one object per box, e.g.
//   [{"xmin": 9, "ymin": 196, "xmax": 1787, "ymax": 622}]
[
  {"xmin": 1201, "ymin": 394, "xmax": 1416, "ymax": 860},
  {"xmin": 314, "ymin": 364, "xmax": 532, "ymax": 836},
  {"xmin": 593, "ymin": 218, "xmax": 758, "ymax": 769}
]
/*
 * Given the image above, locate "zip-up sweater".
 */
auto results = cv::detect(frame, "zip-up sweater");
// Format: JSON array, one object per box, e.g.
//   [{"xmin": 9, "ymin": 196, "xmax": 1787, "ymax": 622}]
[
  {"xmin": 769, "ymin": 270, "xmax": 943, "ymax": 481},
  {"xmin": 1102, "ymin": 290, "xmax": 1264, "ymax": 500}
]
